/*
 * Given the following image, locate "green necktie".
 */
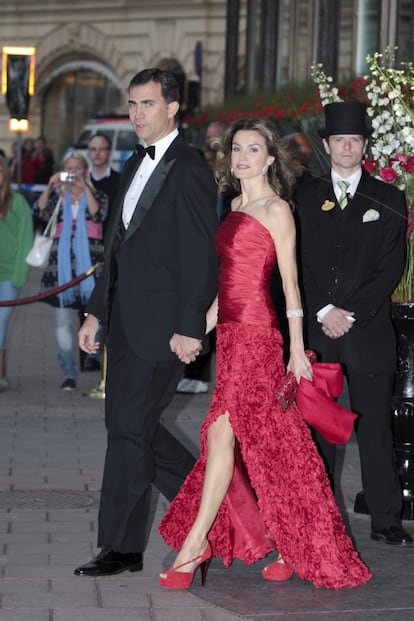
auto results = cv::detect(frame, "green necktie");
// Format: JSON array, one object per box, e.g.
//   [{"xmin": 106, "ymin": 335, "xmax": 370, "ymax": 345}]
[{"xmin": 338, "ymin": 180, "xmax": 350, "ymax": 209}]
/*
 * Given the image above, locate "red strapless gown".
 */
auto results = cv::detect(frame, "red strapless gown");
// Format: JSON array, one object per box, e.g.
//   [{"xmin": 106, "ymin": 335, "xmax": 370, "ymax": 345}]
[{"xmin": 159, "ymin": 212, "xmax": 371, "ymax": 589}]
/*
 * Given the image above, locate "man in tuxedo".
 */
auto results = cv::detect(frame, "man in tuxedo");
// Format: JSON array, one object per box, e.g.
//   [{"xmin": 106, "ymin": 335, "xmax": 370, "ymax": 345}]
[
  {"xmin": 74, "ymin": 68, "xmax": 219, "ymax": 576},
  {"xmin": 296, "ymin": 101, "xmax": 412, "ymax": 546}
]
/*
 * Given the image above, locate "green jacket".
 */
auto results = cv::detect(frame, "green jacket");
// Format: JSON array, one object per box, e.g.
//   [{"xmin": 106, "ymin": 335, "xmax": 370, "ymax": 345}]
[{"xmin": 0, "ymin": 191, "xmax": 34, "ymax": 288}]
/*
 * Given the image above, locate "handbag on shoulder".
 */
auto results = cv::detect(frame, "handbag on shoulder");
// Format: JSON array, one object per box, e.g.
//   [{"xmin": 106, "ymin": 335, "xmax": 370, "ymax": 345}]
[{"xmin": 26, "ymin": 197, "xmax": 61, "ymax": 268}]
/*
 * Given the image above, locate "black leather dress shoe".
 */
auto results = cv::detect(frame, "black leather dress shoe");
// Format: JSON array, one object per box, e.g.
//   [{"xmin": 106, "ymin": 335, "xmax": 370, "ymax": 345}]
[
  {"xmin": 371, "ymin": 526, "xmax": 413, "ymax": 546},
  {"xmin": 74, "ymin": 548, "xmax": 143, "ymax": 576}
]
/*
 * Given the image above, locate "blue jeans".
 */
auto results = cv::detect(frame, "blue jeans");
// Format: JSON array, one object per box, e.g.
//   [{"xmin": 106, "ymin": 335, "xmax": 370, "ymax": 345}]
[
  {"xmin": 0, "ymin": 281, "xmax": 19, "ymax": 350},
  {"xmin": 55, "ymin": 307, "xmax": 77, "ymax": 380}
]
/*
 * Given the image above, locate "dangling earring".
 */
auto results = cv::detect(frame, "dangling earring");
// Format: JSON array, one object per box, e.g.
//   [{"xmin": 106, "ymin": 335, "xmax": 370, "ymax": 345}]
[
  {"xmin": 230, "ymin": 167, "xmax": 235, "ymax": 176},
  {"xmin": 262, "ymin": 164, "xmax": 269, "ymax": 176}
]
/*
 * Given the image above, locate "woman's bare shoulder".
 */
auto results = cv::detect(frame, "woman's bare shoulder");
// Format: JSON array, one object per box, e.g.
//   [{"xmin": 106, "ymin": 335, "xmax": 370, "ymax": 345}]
[{"xmin": 265, "ymin": 195, "xmax": 292, "ymax": 222}]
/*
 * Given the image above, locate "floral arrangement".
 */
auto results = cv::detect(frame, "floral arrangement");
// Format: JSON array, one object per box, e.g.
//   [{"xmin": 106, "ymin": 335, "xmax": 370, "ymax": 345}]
[{"xmin": 311, "ymin": 49, "xmax": 414, "ymax": 302}]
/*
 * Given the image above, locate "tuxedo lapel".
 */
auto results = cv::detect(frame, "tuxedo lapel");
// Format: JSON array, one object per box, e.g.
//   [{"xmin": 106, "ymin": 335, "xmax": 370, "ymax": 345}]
[
  {"xmin": 123, "ymin": 156, "xmax": 176, "ymax": 243},
  {"xmin": 103, "ymin": 153, "xmax": 143, "ymax": 258},
  {"xmin": 314, "ymin": 172, "xmax": 371, "ymax": 225},
  {"xmin": 343, "ymin": 171, "xmax": 376, "ymax": 224},
  {"xmin": 313, "ymin": 174, "xmax": 336, "ymax": 207},
  {"xmin": 311, "ymin": 175, "xmax": 339, "ymax": 232}
]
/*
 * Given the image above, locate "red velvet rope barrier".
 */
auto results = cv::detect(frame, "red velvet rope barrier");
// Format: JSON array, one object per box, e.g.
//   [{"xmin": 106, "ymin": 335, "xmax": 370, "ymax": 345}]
[{"xmin": 0, "ymin": 264, "xmax": 101, "ymax": 307}]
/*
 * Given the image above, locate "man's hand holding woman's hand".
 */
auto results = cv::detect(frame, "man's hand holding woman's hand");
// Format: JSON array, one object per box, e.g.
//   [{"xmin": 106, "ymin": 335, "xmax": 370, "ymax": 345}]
[{"xmin": 169, "ymin": 334, "xmax": 202, "ymax": 364}]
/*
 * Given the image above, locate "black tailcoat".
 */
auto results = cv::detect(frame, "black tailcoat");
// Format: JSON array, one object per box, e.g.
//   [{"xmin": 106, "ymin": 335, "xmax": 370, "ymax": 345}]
[{"xmin": 295, "ymin": 168, "xmax": 407, "ymax": 530}]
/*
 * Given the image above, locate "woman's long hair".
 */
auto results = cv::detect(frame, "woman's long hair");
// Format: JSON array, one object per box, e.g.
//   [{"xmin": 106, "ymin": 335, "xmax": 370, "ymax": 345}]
[
  {"xmin": 0, "ymin": 156, "xmax": 12, "ymax": 219},
  {"xmin": 60, "ymin": 151, "xmax": 96, "ymax": 194},
  {"xmin": 214, "ymin": 118, "xmax": 303, "ymax": 204}
]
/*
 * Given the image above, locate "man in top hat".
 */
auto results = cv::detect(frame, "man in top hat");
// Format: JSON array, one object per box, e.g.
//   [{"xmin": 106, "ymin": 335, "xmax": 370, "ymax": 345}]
[{"xmin": 295, "ymin": 101, "xmax": 412, "ymax": 545}]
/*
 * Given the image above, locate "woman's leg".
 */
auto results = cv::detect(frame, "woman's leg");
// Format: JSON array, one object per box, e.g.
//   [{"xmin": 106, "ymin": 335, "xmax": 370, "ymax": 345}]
[
  {"xmin": 166, "ymin": 412, "xmax": 235, "ymax": 572},
  {"xmin": 0, "ymin": 281, "xmax": 19, "ymax": 381},
  {"xmin": 0, "ymin": 350, "xmax": 5, "ymax": 381},
  {"xmin": 55, "ymin": 307, "xmax": 77, "ymax": 380}
]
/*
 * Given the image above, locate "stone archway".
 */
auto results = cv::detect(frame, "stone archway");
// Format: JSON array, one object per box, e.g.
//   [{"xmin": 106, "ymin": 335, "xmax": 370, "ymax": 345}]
[
  {"xmin": 39, "ymin": 63, "xmax": 126, "ymax": 163},
  {"xmin": 33, "ymin": 22, "xmax": 129, "ymax": 162}
]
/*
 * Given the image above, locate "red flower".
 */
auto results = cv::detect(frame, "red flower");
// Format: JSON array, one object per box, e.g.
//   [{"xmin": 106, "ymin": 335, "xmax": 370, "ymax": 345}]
[
  {"xmin": 183, "ymin": 112, "xmax": 208, "ymax": 126},
  {"xmin": 350, "ymin": 76, "xmax": 368, "ymax": 100},
  {"xmin": 363, "ymin": 158, "xmax": 377, "ymax": 174},
  {"xmin": 379, "ymin": 166, "xmax": 398, "ymax": 183},
  {"xmin": 403, "ymin": 156, "xmax": 414, "ymax": 173}
]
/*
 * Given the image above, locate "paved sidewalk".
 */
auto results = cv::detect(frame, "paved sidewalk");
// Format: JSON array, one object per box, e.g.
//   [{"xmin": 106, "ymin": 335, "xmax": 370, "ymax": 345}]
[{"xmin": 0, "ymin": 269, "xmax": 413, "ymax": 621}]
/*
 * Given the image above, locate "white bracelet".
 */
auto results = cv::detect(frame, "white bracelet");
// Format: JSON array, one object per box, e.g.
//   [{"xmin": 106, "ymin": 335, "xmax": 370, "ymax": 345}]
[{"xmin": 286, "ymin": 308, "xmax": 304, "ymax": 318}]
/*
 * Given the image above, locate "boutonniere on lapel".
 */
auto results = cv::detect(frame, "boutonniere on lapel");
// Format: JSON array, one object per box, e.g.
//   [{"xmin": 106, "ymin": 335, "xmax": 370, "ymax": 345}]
[
  {"xmin": 321, "ymin": 200, "xmax": 335, "ymax": 212},
  {"xmin": 362, "ymin": 208, "xmax": 380, "ymax": 223}
]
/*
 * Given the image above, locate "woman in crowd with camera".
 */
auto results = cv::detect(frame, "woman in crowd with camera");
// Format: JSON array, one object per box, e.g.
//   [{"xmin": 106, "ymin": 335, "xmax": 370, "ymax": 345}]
[
  {"xmin": 33, "ymin": 151, "xmax": 108, "ymax": 391},
  {"xmin": 0, "ymin": 155, "xmax": 33, "ymax": 392}
]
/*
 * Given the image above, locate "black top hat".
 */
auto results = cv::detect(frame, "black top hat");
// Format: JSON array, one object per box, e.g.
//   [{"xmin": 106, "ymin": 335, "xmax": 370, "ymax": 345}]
[{"xmin": 318, "ymin": 101, "xmax": 372, "ymax": 138}]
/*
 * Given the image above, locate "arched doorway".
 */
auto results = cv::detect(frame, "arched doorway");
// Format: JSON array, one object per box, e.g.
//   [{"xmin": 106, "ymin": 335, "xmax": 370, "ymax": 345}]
[
  {"xmin": 37, "ymin": 57, "xmax": 188, "ymax": 165},
  {"xmin": 37, "ymin": 61, "xmax": 125, "ymax": 164}
]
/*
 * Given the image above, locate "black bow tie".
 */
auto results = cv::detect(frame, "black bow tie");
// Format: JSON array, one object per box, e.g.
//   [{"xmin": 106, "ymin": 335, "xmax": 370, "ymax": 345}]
[{"xmin": 135, "ymin": 144, "xmax": 156, "ymax": 160}]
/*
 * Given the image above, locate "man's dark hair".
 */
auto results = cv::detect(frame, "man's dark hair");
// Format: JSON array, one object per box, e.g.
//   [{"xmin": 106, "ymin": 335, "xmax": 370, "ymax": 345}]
[
  {"xmin": 88, "ymin": 132, "xmax": 112, "ymax": 149},
  {"xmin": 128, "ymin": 68, "xmax": 180, "ymax": 104}
]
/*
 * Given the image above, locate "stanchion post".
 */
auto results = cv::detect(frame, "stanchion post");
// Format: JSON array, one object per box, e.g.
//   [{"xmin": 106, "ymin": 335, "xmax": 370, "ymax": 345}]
[{"xmin": 83, "ymin": 345, "xmax": 106, "ymax": 399}]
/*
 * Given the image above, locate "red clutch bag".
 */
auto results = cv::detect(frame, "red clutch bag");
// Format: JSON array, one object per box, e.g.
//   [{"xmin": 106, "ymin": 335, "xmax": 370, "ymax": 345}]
[
  {"xmin": 275, "ymin": 350, "xmax": 317, "ymax": 412},
  {"xmin": 275, "ymin": 351, "xmax": 358, "ymax": 443}
]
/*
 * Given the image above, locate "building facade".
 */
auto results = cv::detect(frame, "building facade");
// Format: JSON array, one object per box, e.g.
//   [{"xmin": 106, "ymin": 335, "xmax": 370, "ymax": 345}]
[{"xmin": 0, "ymin": 0, "xmax": 412, "ymax": 163}]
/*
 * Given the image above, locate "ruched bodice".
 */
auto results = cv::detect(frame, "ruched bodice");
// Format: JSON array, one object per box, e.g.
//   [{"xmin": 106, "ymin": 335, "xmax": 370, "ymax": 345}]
[{"xmin": 215, "ymin": 212, "xmax": 278, "ymax": 328}]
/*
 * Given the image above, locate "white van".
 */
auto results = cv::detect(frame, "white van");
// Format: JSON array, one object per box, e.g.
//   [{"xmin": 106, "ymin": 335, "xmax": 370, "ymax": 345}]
[{"xmin": 71, "ymin": 117, "xmax": 137, "ymax": 171}]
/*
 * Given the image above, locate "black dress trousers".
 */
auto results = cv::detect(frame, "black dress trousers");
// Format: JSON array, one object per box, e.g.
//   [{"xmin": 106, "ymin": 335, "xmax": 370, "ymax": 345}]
[{"xmin": 97, "ymin": 289, "xmax": 196, "ymax": 553}]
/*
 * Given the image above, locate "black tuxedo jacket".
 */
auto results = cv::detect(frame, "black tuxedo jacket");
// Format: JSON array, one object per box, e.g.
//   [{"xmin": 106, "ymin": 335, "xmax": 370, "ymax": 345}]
[
  {"xmin": 295, "ymin": 169, "xmax": 406, "ymax": 373},
  {"xmin": 87, "ymin": 134, "xmax": 219, "ymax": 361}
]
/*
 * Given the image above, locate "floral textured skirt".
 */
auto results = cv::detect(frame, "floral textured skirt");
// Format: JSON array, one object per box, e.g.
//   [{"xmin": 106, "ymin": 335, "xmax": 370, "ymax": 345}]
[{"xmin": 159, "ymin": 322, "xmax": 372, "ymax": 589}]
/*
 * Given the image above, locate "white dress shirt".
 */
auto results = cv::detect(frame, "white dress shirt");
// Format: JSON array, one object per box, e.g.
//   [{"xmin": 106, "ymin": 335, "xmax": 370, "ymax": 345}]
[
  {"xmin": 331, "ymin": 168, "xmax": 362, "ymax": 203},
  {"xmin": 122, "ymin": 128, "xmax": 179, "ymax": 228}
]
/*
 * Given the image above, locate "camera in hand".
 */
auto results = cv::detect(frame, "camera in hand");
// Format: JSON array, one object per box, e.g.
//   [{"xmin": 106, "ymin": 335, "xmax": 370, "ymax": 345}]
[{"xmin": 60, "ymin": 171, "xmax": 75, "ymax": 183}]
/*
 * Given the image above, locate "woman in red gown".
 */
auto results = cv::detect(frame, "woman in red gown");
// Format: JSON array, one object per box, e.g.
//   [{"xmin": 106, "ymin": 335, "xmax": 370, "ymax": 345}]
[{"xmin": 159, "ymin": 118, "xmax": 372, "ymax": 590}]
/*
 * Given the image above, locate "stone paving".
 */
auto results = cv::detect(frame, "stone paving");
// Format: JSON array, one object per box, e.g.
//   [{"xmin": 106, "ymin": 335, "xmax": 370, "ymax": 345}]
[{"xmin": 0, "ymin": 268, "xmax": 413, "ymax": 621}]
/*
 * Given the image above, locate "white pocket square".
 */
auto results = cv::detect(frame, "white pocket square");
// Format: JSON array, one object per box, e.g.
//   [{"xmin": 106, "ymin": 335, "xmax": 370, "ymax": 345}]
[{"xmin": 362, "ymin": 209, "xmax": 380, "ymax": 223}]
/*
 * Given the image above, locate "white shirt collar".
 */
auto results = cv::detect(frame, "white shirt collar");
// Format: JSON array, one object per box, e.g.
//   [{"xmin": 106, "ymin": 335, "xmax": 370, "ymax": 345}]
[
  {"xmin": 122, "ymin": 128, "xmax": 179, "ymax": 229},
  {"xmin": 90, "ymin": 165, "xmax": 111, "ymax": 181},
  {"xmin": 145, "ymin": 128, "xmax": 179, "ymax": 163},
  {"xmin": 331, "ymin": 168, "xmax": 362, "ymax": 198}
]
